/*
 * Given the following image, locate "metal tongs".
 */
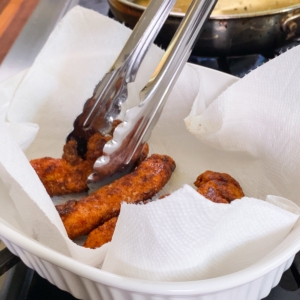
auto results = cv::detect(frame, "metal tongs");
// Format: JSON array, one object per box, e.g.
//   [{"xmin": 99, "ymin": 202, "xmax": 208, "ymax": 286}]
[{"xmin": 67, "ymin": 0, "xmax": 218, "ymax": 187}]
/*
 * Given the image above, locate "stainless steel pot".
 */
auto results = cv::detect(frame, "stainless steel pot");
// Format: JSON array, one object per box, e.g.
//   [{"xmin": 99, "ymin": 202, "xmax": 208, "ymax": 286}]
[{"xmin": 108, "ymin": 0, "xmax": 300, "ymax": 56}]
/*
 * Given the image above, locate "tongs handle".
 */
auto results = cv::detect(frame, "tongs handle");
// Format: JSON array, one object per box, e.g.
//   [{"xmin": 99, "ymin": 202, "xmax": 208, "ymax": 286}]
[
  {"xmin": 130, "ymin": 0, "xmax": 218, "ymax": 155},
  {"xmin": 90, "ymin": 0, "xmax": 218, "ymax": 183},
  {"xmin": 112, "ymin": 0, "xmax": 176, "ymax": 80},
  {"xmin": 73, "ymin": 0, "xmax": 177, "ymax": 139}
]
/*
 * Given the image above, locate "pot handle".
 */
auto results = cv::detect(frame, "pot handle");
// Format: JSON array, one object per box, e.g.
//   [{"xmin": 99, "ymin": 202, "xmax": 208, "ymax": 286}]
[{"xmin": 281, "ymin": 12, "xmax": 300, "ymax": 41}]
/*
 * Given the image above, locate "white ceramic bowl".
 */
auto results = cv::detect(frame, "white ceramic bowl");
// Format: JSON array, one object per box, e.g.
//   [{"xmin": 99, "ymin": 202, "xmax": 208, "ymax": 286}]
[
  {"xmin": 1, "ymin": 66, "xmax": 300, "ymax": 300},
  {"xmin": 1, "ymin": 218, "xmax": 300, "ymax": 300}
]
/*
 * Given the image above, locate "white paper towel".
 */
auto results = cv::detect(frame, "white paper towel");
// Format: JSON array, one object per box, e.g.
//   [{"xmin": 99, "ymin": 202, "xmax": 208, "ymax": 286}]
[
  {"xmin": 185, "ymin": 44, "xmax": 300, "ymax": 204},
  {"xmin": 0, "ymin": 5, "xmax": 299, "ymax": 278},
  {"xmin": 102, "ymin": 185, "xmax": 299, "ymax": 281},
  {"xmin": 0, "ymin": 6, "xmax": 200, "ymax": 267},
  {"xmin": 0, "ymin": 6, "xmax": 165, "ymax": 266}
]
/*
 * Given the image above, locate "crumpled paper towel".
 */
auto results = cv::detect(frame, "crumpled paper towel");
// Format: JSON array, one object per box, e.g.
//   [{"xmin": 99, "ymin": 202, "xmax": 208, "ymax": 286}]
[
  {"xmin": 0, "ymin": 4, "xmax": 299, "ymax": 278},
  {"xmin": 0, "ymin": 6, "xmax": 164, "ymax": 266},
  {"xmin": 102, "ymin": 185, "xmax": 299, "ymax": 281},
  {"xmin": 0, "ymin": 5, "xmax": 203, "ymax": 267},
  {"xmin": 102, "ymin": 40, "xmax": 300, "ymax": 279},
  {"xmin": 185, "ymin": 44, "xmax": 300, "ymax": 204},
  {"xmin": 101, "ymin": 42, "xmax": 300, "ymax": 280}
]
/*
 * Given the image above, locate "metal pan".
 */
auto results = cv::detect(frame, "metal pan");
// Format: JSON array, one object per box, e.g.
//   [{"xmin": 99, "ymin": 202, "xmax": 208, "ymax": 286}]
[{"xmin": 108, "ymin": 0, "xmax": 300, "ymax": 56}]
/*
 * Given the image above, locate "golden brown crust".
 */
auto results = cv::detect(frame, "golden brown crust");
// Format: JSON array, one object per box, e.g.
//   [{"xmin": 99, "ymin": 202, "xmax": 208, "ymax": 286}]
[
  {"xmin": 85, "ymin": 133, "xmax": 111, "ymax": 163},
  {"xmin": 84, "ymin": 188, "xmax": 169, "ymax": 249},
  {"xmin": 195, "ymin": 171, "xmax": 244, "ymax": 204},
  {"xmin": 56, "ymin": 154, "xmax": 176, "ymax": 239},
  {"xmin": 30, "ymin": 128, "xmax": 149, "ymax": 196},
  {"xmin": 62, "ymin": 139, "xmax": 83, "ymax": 165},
  {"xmin": 30, "ymin": 132, "xmax": 109, "ymax": 196},
  {"xmin": 30, "ymin": 157, "xmax": 91, "ymax": 197},
  {"xmin": 196, "ymin": 181, "xmax": 244, "ymax": 203},
  {"xmin": 194, "ymin": 170, "xmax": 242, "ymax": 190},
  {"xmin": 84, "ymin": 217, "xmax": 118, "ymax": 249}
]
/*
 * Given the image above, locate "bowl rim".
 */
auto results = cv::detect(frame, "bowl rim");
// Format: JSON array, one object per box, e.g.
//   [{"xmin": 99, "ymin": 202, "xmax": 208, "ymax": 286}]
[
  {"xmin": 1, "ymin": 218, "xmax": 300, "ymax": 296},
  {"xmin": 114, "ymin": 0, "xmax": 300, "ymax": 19},
  {"xmin": 1, "ymin": 63, "xmax": 300, "ymax": 296}
]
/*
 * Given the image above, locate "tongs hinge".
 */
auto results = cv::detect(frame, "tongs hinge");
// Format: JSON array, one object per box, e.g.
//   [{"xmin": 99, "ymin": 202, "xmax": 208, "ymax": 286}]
[
  {"xmin": 88, "ymin": 0, "xmax": 218, "ymax": 186},
  {"xmin": 68, "ymin": 0, "xmax": 218, "ymax": 186},
  {"xmin": 67, "ymin": 0, "xmax": 178, "ymax": 155}
]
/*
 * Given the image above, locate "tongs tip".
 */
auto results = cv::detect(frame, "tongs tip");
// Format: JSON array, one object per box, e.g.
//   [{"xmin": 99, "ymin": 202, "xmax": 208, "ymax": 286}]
[{"xmin": 70, "ymin": 0, "xmax": 217, "ymax": 188}]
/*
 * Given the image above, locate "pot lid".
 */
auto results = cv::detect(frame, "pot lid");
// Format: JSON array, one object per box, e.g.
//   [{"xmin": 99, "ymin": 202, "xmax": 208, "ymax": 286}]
[
  {"xmin": 123, "ymin": 0, "xmax": 300, "ymax": 18},
  {"xmin": 212, "ymin": 0, "xmax": 300, "ymax": 16}
]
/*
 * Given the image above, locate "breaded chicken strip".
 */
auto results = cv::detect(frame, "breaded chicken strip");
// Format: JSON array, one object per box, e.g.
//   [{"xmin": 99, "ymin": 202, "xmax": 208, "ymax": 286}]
[
  {"xmin": 30, "ymin": 129, "xmax": 149, "ymax": 197},
  {"xmin": 30, "ymin": 132, "xmax": 110, "ymax": 196},
  {"xmin": 30, "ymin": 157, "xmax": 92, "ymax": 197},
  {"xmin": 194, "ymin": 170, "xmax": 242, "ymax": 190},
  {"xmin": 84, "ymin": 217, "xmax": 117, "ymax": 249},
  {"xmin": 195, "ymin": 170, "xmax": 244, "ymax": 203},
  {"xmin": 56, "ymin": 154, "xmax": 176, "ymax": 239},
  {"xmin": 84, "ymin": 171, "xmax": 243, "ymax": 249},
  {"xmin": 84, "ymin": 171, "xmax": 244, "ymax": 249},
  {"xmin": 84, "ymin": 193, "xmax": 170, "ymax": 248}
]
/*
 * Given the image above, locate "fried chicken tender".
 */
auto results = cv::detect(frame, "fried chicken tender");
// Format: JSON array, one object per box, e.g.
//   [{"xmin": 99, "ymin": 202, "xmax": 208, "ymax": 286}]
[
  {"xmin": 84, "ymin": 192, "xmax": 169, "ymax": 248},
  {"xmin": 84, "ymin": 217, "xmax": 117, "ymax": 249},
  {"xmin": 62, "ymin": 139, "xmax": 83, "ymax": 165},
  {"xmin": 56, "ymin": 154, "xmax": 176, "ymax": 239},
  {"xmin": 83, "ymin": 171, "xmax": 243, "ymax": 249},
  {"xmin": 81, "ymin": 132, "xmax": 111, "ymax": 164},
  {"xmin": 30, "ymin": 129, "xmax": 149, "ymax": 196},
  {"xmin": 30, "ymin": 157, "xmax": 92, "ymax": 197},
  {"xmin": 194, "ymin": 170, "xmax": 242, "ymax": 189},
  {"xmin": 30, "ymin": 132, "xmax": 110, "ymax": 196},
  {"xmin": 195, "ymin": 170, "xmax": 244, "ymax": 203}
]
